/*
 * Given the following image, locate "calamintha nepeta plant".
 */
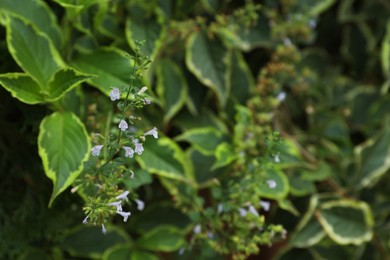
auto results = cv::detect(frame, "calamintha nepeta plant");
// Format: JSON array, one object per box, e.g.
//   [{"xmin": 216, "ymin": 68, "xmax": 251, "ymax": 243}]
[{"xmin": 74, "ymin": 42, "xmax": 156, "ymax": 234}]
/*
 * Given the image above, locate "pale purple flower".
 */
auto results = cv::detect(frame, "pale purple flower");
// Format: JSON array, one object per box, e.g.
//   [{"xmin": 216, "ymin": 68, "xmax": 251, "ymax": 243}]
[
  {"xmin": 283, "ymin": 38, "xmax": 292, "ymax": 46},
  {"xmin": 133, "ymin": 139, "xmax": 144, "ymax": 155},
  {"xmin": 115, "ymin": 190, "xmax": 129, "ymax": 201},
  {"xmin": 260, "ymin": 200, "xmax": 271, "ymax": 211},
  {"xmin": 116, "ymin": 211, "xmax": 131, "ymax": 222},
  {"xmin": 108, "ymin": 201, "xmax": 123, "ymax": 212},
  {"xmin": 238, "ymin": 208, "xmax": 247, "ymax": 217},
  {"xmin": 193, "ymin": 224, "xmax": 201, "ymax": 234},
  {"xmin": 207, "ymin": 231, "xmax": 214, "ymax": 239},
  {"xmin": 144, "ymin": 127, "xmax": 158, "ymax": 139},
  {"xmin": 82, "ymin": 216, "xmax": 88, "ymax": 224},
  {"xmin": 267, "ymin": 180, "xmax": 277, "ymax": 189},
  {"xmin": 277, "ymin": 92, "xmax": 286, "ymax": 102},
  {"xmin": 144, "ymin": 98, "xmax": 151, "ymax": 105},
  {"xmin": 91, "ymin": 145, "xmax": 103, "ymax": 156},
  {"xmin": 110, "ymin": 87, "xmax": 120, "ymax": 101},
  {"xmin": 308, "ymin": 19, "xmax": 317, "ymax": 29},
  {"xmin": 123, "ymin": 146, "xmax": 134, "ymax": 158},
  {"xmin": 134, "ymin": 199, "xmax": 145, "ymax": 211},
  {"xmin": 102, "ymin": 224, "xmax": 106, "ymax": 235},
  {"xmin": 118, "ymin": 119, "xmax": 128, "ymax": 131},
  {"xmin": 217, "ymin": 203, "xmax": 224, "ymax": 214},
  {"xmin": 248, "ymin": 205, "xmax": 259, "ymax": 217}
]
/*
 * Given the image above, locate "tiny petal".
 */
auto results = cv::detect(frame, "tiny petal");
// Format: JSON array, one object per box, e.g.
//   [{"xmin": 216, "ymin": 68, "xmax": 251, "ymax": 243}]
[
  {"xmin": 277, "ymin": 92, "xmax": 286, "ymax": 102},
  {"xmin": 274, "ymin": 154, "xmax": 280, "ymax": 163},
  {"xmin": 179, "ymin": 248, "xmax": 185, "ymax": 255},
  {"xmin": 193, "ymin": 224, "xmax": 201, "ymax": 234},
  {"xmin": 110, "ymin": 87, "xmax": 120, "ymax": 101},
  {"xmin": 82, "ymin": 216, "xmax": 88, "ymax": 224},
  {"xmin": 108, "ymin": 201, "xmax": 123, "ymax": 212},
  {"xmin": 217, "ymin": 203, "xmax": 224, "ymax": 214},
  {"xmin": 91, "ymin": 145, "xmax": 103, "ymax": 156},
  {"xmin": 118, "ymin": 119, "xmax": 128, "ymax": 131},
  {"xmin": 238, "ymin": 208, "xmax": 247, "ymax": 217},
  {"xmin": 248, "ymin": 205, "xmax": 259, "ymax": 217},
  {"xmin": 123, "ymin": 146, "xmax": 134, "ymax": 158},
  {"xmin": 144, "ymin": 127, "xmax": 158, "ymax": 139},
  {"xmin": 116, "ymin": 190, "xmax": 129, "ymax": 201},
  {"xmin": 138, "ymin": 86, "xmax": 148, "ymax": 95},
  {"xmin": 102, "ymin": 224, "xmax": 106, "ymax": 235},
  {"xmin": 260, "ymin": 200, "xmax": 271, "ymax": 212},
  {"xmin": 135, "ymin": 199, "xmax": 145, "ymax": 211},
  {"xmin": 283, "ymin": 38, "xmax": 292, "ymax": 46},
  {"xmin": 143, "ymin": 98, "xmax": 151, "ymax": 105},
  {"xmin": 267, "ymin": 180, "xmax": 277, "ymax": 189},
  {"xmin": 207, "ymin": 231, "xmax": 214, "ymax": 239},
  {"xmin": 133, "ymin": 139, "xmax": 144, "ymax": 155},
  {"xmin": 117, "ymin": 210, "xmax": 131, "ymax": 222}
]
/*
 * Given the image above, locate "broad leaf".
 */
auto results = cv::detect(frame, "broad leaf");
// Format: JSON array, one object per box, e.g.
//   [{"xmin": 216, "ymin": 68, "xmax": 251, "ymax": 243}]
[
  {"xmin": 157, "ymin": 59, "xmax": 188, "ymax": 123},
  {"xmin": 317, "ymin": 200, "xmax": 374, "ymax": 245},
  {"xmin": 175, "ymin": 127, "xmax": 226, "ymax": 156},
  {"xmin": 103, "ymin": 246, "xmax": 158, "ymax": 260},
  {"xmin": 38, "ymin": 112, "xmax": 90, "ymax": 206},
  {"xmin": 71, "ymin": 48, "xmax": 134, "ymax": 94},
  {"xmin": 136, "ymin": 225, "xmax": 185, "ymax": 252},
  {"xmin": 290, "ymin": 217, "xmax": 326, "ymax": 248},
  {"xmin": 186, "ymin": 31, "xmax": 230, "ymax": 106},
  {"xmin": 0, "ymin": 73, "xmax": 43, "ymax": 104},
  {"xmin": 229, "ymin": 51, "xmax": 254, "ymax": 103},
  {"xmin": 0, "ymin": 0, "xmax": 62, "ymax": 48},
  {"xmin": 211, "ymin": 142, "xmax": 237, "ymax": 170},
  {"xmin": 6, "ymin": 15, "xmax": 64, "ymax": 87},
  {"xmin": 381, "ymin": 19, "xmax": 390, "ymax": 79},
  {"xmin": 258, "ymin": 169, "xmax": 289, "ymax": 200},
  {"xmin": 136, "ymin": 137, "xmax": 194, "ymax": 181}
]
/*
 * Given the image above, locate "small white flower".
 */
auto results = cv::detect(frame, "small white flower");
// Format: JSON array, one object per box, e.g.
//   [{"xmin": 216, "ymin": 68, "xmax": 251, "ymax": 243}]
[
  {"xmin": 274, "ymin": 154, "xmax": 280, "ymax": 163},
  {"xmin": 308, "ymin": 19, "xmax": 317, "ymax": 28},
  {"xmin": 179, "ymin": 248, "xmax": 185, "ymax": 255},
  {"xmin": 217, "ymin": 203, "xmax": 224, "ymax": 214},
  {"xmin": 117, "ymin": 211, "xmax": 131, "ymax": 222},
  {"xmin": 134, "ymin": 199, "xmax": 145, "ymax": 211},
  {"xmin": 108, "ymin": 201, "xmax": 123, "ymax": 212},
  {"xmin": 267, "ymin": 180, "xmax": 277, "ymax": 189},
  {"xmin": 238, "ymin": 208, "xmax": 247, "ymax": 217},
  {"xmin": 82, "ymin": 216, "xmax": 88, "ymax": 224},
  {"xmin": 102, "ymin": 224, "xmax": 106, "ymax": 235},
  {"xmin": 144, "ymin": 127, "xmax": 158, "ymax": 139},
  {"xmin": 144, "ymin": 98, "xmax": 151, "ymax": 105},
  {"xmin": 138, "ymin": 86, "xmax": 148, "ymax": 95},
  {"xmin": 91, "ymin": 145, "xmax": 103, "ymax": 156},
  {"xmin": 118, "ymin": 119, "xmax": 128, "ymax": 131},
  {"xmin": 193, "ymin": 224, "xmax": 201, "ymax": 234},
  {"xmin": 277, "ymin": 92, "xmax": 286, "ymax": 102},
  {"xmin": 133, "ymin": 139, "xmax": 144, "ymax": 155},
  {"xmin": 110, "ymin": 87, "xmax": 120, "ymax": 101},
  {"xmin": 248, "ymin": 205, "xmax": 259, "ymax": 217},
  {"xmin": 123, "ymin": 146, "xmax": 134, "ymax": 158},
  {"xmin": 283, "ymin": 38, "xmax": 292, "ymax": 46},
  {"xmin": 260, "ymin": 200, "xmax": 271, "ymax": 212},
  {"xmin": 207, "ymin": 231, "xmax": 214, "ymax": 239},
  {"xmin": 115, "ymin": 190, "xmax": 129, "ymax": 201}
]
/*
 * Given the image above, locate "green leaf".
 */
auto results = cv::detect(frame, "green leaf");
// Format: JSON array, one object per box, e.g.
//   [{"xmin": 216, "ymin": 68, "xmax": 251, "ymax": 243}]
[
  {"xmin": 71, "ymin": 48, "xmax": 134, "ymax": 94},
  {"xmin": 136, "ymin": 137, "xmax": 194, "ymax": 181},
  {"xmin": 258, "ymin": 169, "xmax": 289, "ymax": 200},
  {"xmin": 356, "ymin": 125, "xmax": 390, "ymax": 188},
  {"xmin": 46, "ymin": 68, "xmax": 92, "ymax": 102},
  {"xmin": 290, "ymin": 217, "xmax": 326, "ymax": 248},
  {"xmin": 103, "ymin": 246, "xmax": 158, "ymax": 260},
  {"xmin": 0, "ymin": 73, "xmax": 44, "ymax": 104},
  {"xmin": 186, "ymin": 31, "xmax": 230, "ymax": 106},
  {"xmin": 381, "ymin": 19, "xmax": 390, "ymax": 79},
  {"xmin": 317, "ymin": 200, "xmax": 374, "ymax": 245},
  {"xmin": 125, "ymin": 15, "xmax": 164, "ymax": 57},
  {"xmin": 38, "ymin": 112, "xmax": 90, "ymax": 206},
  {"xmin": 63, "ymin": 225, "xmax": 130, "ymax": 259},
  {"xmin": 6, "ymin": 15, "xmax": 64, "ymax": 87},
  {"xmin": 157, "ymin": 59, "xmax": 188, "ymax": 123},
  {"xmin": 136, "ymin": 225, "xmax": 185, "ymax": 252},
  {"xmin": 0, "ymin": 0, "xmax": 62, "ymax": 48},
  {"xmin": 229, "ymin": 50, "xmax": 254, "ymax": 103},
  {"xmin": 211, "ymin": 142, "xmax": 236, "ymax": 170},
  {"xmin": 175, "ymin": 127, "xmax": 225, "ymax": 156}
]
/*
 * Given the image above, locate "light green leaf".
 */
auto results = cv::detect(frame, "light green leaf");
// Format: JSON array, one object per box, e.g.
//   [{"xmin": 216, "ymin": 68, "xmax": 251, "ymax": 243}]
[
  {"xmin": 0, "ymin": 0, "xmax": 62, "ymax": 48},
  {"xmin": 71, "ymin": 48, "xmax": 133, "ymax": 94},
  {"xmin": 126, "ymin": 15, "xmax": 164, "ymax": 57},
  {"xmin": 381, "ymin": 19, "xmax": 390, "ymax": 79},
  {"xmin": 136, "ymin": 137, "xmax": 194, "ymax": 181},
  {"xmin": 46, "ymin": 68, "xmax": 92, "ymax": 102},
  {"xmin": 258, "ymin": 169, "xmax": 289, "ymax": 200},
  {"xmin": 0, "ymin": 73, "xmax": 44, "ymax": 104},
  {"xmin": 186, "ymin": 31, "xmax": 230, "ymax": 106},
  {"xmin": 136, "ymin": 225, "xmax": 185, "ymax": 252},
  {"xmin": 6, "ymin": 15, "xmax": 64, "ymax": 87},
  {"xmin": 211, "ymin": 142, "xmax": 236, "ymax": 170},
  {"xmin": 38, "ymin": 112, "xmax": 90, "ymax": 206},
  {"xmin": 157, "ymin": 59, "xmax": 188, "ymax": 123},
  {"xmin": 356, "ymin": 125, "xmax": 390, "ymax": 188},
  {"xmin": 291, "ymin": 217, "xmax": 326, "ymax": 248},
  {"xmin": 175, "ymin": 127, "xmax": 226, "ymax": 156},
  {"xmin": 63, "ymin": 225, "xmax": 130, "ymax": 259},
  {"xmin": 317, "ymin": 200, "xmax": 374, "ymax": 245}
]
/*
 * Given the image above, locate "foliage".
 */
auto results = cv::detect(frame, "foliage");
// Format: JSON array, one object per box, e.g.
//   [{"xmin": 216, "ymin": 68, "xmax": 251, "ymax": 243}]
[{"xmin": 1, "ymin": 0, "xmax": 390, "ymax": 259}]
